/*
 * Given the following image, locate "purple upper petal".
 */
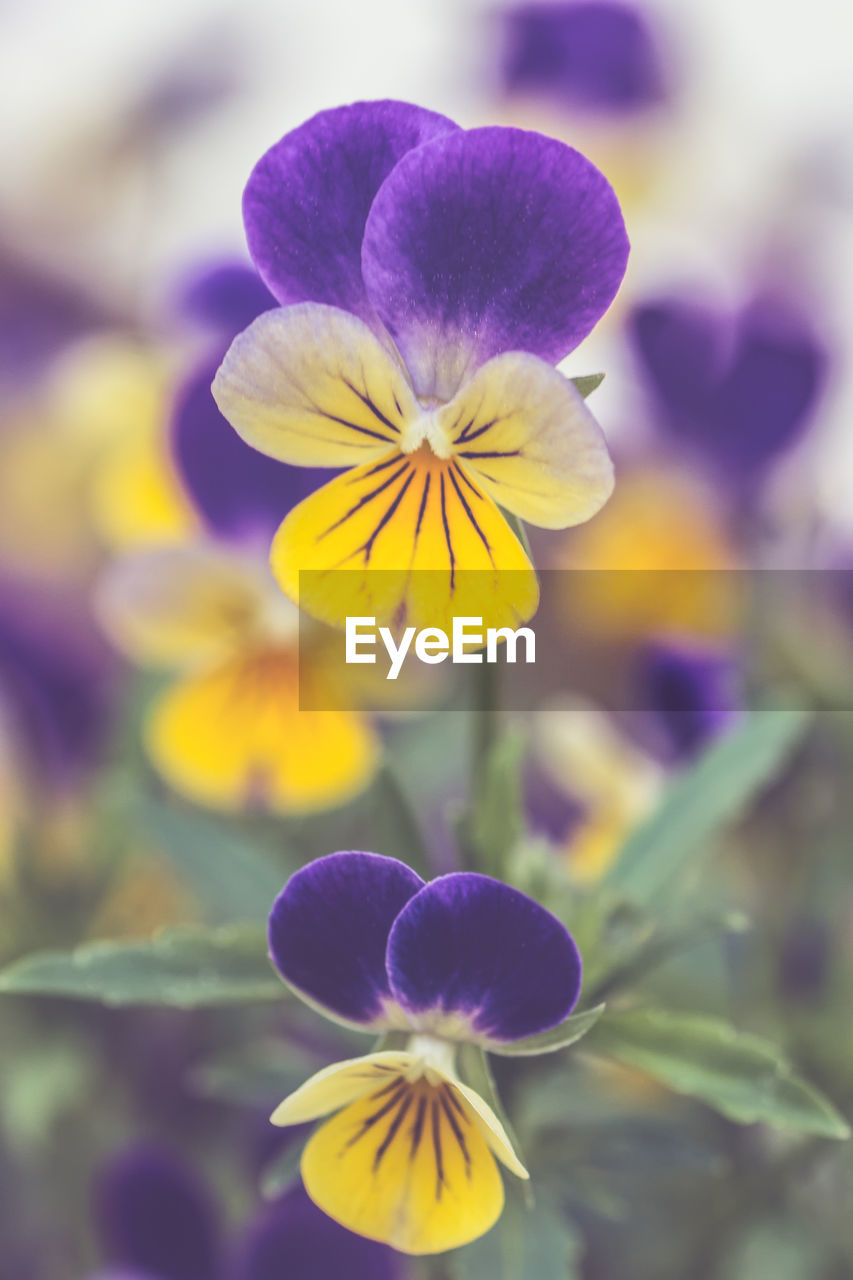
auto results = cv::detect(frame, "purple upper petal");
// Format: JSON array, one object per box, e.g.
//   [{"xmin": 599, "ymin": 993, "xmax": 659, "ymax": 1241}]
[
  {"xmin": 234, "ymin": 1184, "xmax": 402, "ymax": 1280},
  {"xmin": 268, "ymin": 852, "xmax": 424, "ymax": 1027},
  {"xmin": 171, "ymin": 355, "xmax": 330, "ymax": 542},
  {"xmin": 177, "ymin": 262, "xmax": 277, "ymax": 335},
  {"xmin": 94, "ymin": 1145, "xmax": 221, "ymax": 1280},
  {"xmin": 498, "ymin": 1, "xmax": 669, "ymax": 114},
  {"xmin": 386, "ymin": 873, "xmax": 582, "ymax": 1042},
  {"xmin": 630, "ymin": 294, "xmax": 828, "ymax": 477},
  {"xmin": 243, "ymin": 100, "xmax": 458, "ymax": 323},
  {"xmin": 362, "ymin": 126, "xmax": 629, "ymax": 398}
]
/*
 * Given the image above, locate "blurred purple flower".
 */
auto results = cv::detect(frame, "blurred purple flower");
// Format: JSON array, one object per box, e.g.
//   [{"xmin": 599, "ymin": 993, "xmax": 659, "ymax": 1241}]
[
  {"xmin": 171, "ymin": 262, "xmax": 330, "ymax": 543},
  {"xmin": 524, "ymin": 757, "xmax": 586, "ymax": 844},
  {"xmin": 0, "ymin": 251, "xmax": 112, "ymax": 387},
  {"xmin": 94, "ymin": 1145, "xmax": 222, "ymax": 1280},
  {"xmin": 0, "ymin": 576, "xmax": 115, "ymax": 789},
  {"xmin": 232, "ymin": 1184, "xmax": 403, "ymax": 1280},
  {"xmin": 92, "ymin": 1144, "xmax": 402, "ymax": 1280},
  {"xmin": 498, "ymin": 1, "xmax": 669, "ymax": 115},
  {"xmin": 633, "ymin": 639, "xmax": 740, "ymax": 763},
  {"xmin": 629, "ymin": 293, "xmax": 828, "ymax": 482}
]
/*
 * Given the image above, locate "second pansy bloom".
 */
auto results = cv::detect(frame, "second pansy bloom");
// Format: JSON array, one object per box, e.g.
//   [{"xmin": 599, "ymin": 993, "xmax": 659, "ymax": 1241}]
[
  {"xmin": 213, "ymin": 99, "xmax": 628, "ymax": 631},
  {"xmin": 266, "ymin": 851, "xmax": 583, "ymax": 1254}
]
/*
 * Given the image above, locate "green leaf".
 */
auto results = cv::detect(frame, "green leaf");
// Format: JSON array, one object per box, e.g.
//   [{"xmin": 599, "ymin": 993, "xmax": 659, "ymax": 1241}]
[
  {"xmin": 487, "ymin": 1004, "xmax": 606, "ymax": 1057},
  {"xmin": 449, "ymin": 1194, "xmax": 583, "ymax": 1280},
  {"xmin": 570, "ymin": 372, "xmax": 605, "ymax": 398},
  {"xmin": 127, "ymin": 798, "xmax": 289, "ymax": 924},
  {"xmin": 457, "ymin": 1042, "xmax": 531, "ymax": 1207},
  {"xmin": 189, "ymin": 1039, "xmax": 323, "ymax": 1105},
  {"xmin": 261, "ymin": 1129, "xmax": 311, "ymax": 1198},
  {"xmin": 458, "ymin": 729, "xmax": 526, "ymax": 877},
  {"xmin": 0, "ymin": 925, "xmax": 285, "ymax": 1008},
  {"xmin": 604, "ymin": 710, "xmax": 810, "ymax": 903},
  {"xmin": 370, "ymin": 765, "xmax": 430, "ymax": 877},
  {"xmin": 588, "ymin": 1009, "xmax": 850, "ymax": 1139}
]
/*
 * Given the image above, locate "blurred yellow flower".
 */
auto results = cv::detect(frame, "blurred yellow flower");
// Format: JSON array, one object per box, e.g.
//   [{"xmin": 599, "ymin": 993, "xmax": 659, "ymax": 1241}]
[{"xmin": 96, "ymin": 543, "xmax": 379, "ymax": 815}]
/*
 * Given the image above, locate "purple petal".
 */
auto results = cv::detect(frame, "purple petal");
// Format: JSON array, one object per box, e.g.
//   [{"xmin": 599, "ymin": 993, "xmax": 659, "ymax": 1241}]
[
  {"xmin": 234, "ymin": 1184, "xmax": 402, "ymax": 1280},
  {"xmin": 268, "ymin": 852, "xmax": 424, "ymax": 1028},
  {"xmin": 362, "ymin": 126, "xmax": 629, "ymax": 398},
  {"xmin": 523, "ymin": 759, "xmax": 585, "ymax": 844},
  {"xmin": 635, "ymin": 640, "xmax": 740, "ymax": 763},
  {"xmin": 177, "ymin": 261, "xmax": 277, "ymax": 335},
  {"xmin": 498, "ymin": 1, "xmax": 669, "ymax": 114},
  {"xmin": 630, "ymin": 294, "xmax": 828, "ymax": 477},
  {"xmin": 171, "ymin": 354, "xmax": 331, "ymax": 542},
  {"xmin": 386, "ymin": 873, "xmax": 582, "ymax": 1042},
  {"xmin": 94, "ymin": 1145, "xmax": 222, "ymax": 1280},
  {"xmin": 243, "ymin": 100, "xmax": 458, "ymax": 323}
]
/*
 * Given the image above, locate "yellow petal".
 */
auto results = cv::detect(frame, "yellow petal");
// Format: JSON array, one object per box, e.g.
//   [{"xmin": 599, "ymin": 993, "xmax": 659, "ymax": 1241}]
[
  {"xmin": 439, "ymin": 352, "xmax": 614, "ymax": 528},
  {"xmin": 271, "ymin": 446, "xmax": 538, "ymax": 632},
  {"xmin": 301, "ymin": 1074, "xmax": 505, "ymax": 1254},
  {"xmin": 95, "ymin": 545, "xmax": 273, "ymax": 667},
  {"xmin": 145, "ymin": 648, "xmax": 379, "ymax": 814},
  {"xmin": 271, "ymin": 1053, "xmax": 416, "ymax": 1125},
  {"xmin": 212, "ymin": 304, "xmax": 421, "ymax": 468},
  {"xmin": 556, "ymin": 468, "xmax": 739, "ymax": 640}
]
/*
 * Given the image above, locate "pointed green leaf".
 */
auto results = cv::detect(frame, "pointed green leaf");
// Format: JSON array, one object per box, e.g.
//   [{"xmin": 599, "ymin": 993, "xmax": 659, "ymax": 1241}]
[
  {"xmin": 261, "ymin": 1128, "xmax": 311, "ymax": 1198},
  {"xmin": 486, "ymin": 1004, "xmax": 606, "ymax": 1057},
  {"xmin": 570, "ymin": 372, "xmax": 605, "ymax": 398},
  {"xmin": 458, "ymin": 729, "xmax": 526, "ymax": 877},
  {"xmin": 0, "ymin": 925, "xmax": 285, "ymax": 1008},
  {"xmin": 589, "ymin": 1009, "xmax": 850, "ymax": 1139},
  {"xmin": 132, "ymin": 799, "xmax": 289, "ymax": 923},
  {"xmin": 604, "ymin": 710, "xmax": 810, "ymax": 903},
  {"xmin": 457, "ymin": 1042, "xmax": 531, "ymax": 1205}
]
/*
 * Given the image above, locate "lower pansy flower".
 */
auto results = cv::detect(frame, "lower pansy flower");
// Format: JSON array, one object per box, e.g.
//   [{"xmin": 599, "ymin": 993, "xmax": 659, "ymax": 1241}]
[
  {"xmin": 95, "ymin": 542, "xmax": 378, "ymax": 814},
  {"xmin": 265, "ymin": 850, "xmax": 585, "ymax": 1254}
]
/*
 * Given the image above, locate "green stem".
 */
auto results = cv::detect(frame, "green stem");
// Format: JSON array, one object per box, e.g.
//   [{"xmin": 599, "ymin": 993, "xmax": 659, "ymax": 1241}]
[{"xmin": 472, "ymin": 659, "xmax": 501, "ymax": 796}]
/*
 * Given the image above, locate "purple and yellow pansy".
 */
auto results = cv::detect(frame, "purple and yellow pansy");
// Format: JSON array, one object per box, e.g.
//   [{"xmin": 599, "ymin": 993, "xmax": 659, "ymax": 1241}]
[
  {"xmin": 96, "ymin": 543, "xmax": 378, "ymax": 815},
  {"xmin": 212, "ymin": 99, "xmax": 628, "ymax": 632},
  {"xmin": 265, "ymin": 850, "xmax": 583, "ymax": 1253}
]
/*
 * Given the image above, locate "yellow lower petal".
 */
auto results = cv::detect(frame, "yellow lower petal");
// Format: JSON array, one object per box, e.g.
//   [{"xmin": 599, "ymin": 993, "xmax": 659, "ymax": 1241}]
[
  {"xmin": 271, "ymin": 445, "xmax": 539, "ymax": 633},
  {"xmin": 145, "ymin": 648, "xmax": 379, "ymax": 814},
  {"xmin": 301, "ymin": 1076, "xmax": 505, "ymax": 1254}
]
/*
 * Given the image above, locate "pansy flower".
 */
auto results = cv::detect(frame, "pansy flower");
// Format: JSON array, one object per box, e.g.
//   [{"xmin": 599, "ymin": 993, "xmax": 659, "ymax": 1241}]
[
  {"xmin": 265, "ymin": 850, "xmax": 584, "ymax": 1253},
  {"xmin": 212, "ymin": 99, "xmax": 627, "ymax": 631},
  {"xmin": 95, "ymin": 542, "xmax": 378, "ymax": 815}
]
